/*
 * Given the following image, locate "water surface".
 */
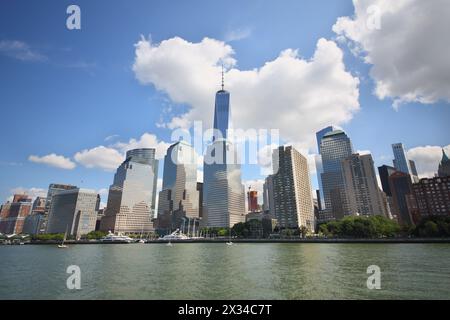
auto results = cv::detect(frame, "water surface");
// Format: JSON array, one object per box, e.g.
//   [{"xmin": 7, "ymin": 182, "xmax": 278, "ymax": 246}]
[{"xmin": 1, "ymin": 243, "xmax": 449, "ymax": 299}]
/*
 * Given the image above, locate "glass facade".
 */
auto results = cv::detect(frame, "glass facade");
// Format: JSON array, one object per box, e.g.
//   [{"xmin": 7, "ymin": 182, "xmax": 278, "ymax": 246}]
[
  {"xmin": 213, "ymin": 90, "xmax": 231, "ymax": 140},
  {"xmin": 392, "ymin": 143, "xmax": 412, "ymax": 175},
  {"xmin": 319, "ymin": 129, "xmax": 353, "ymax": 220},
  {"xmin": 101, "ymin": 149, "xmax": 158, "ymax": 234},
  {"xmin": 157, "ymin": 141, "xmax": 200, "ymax": 229},
  {"xmin": 315, "ymin": 126, "xmax": 337, "ymax": 210},
  {"xmin": 204, "ymin": 87, "xmax": 245, "ymax": 228},
  {"xmin": 125, "ymin": 148, "xmax": 159, "ymax": 212}
]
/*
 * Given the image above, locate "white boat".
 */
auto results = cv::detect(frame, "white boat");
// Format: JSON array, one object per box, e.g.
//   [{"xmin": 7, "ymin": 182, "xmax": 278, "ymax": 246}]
[
  {"xmin": 100, "ymin": 231, "xmax": 133, "ymax": 243},
  {"xmin": 166, "ymin": 241, "xmax": 173, "ymax": 247},
  {"xmin": 137, "ymin": 239, "xmax": 146, "ymax": 244},
  {"xmin": 226, "ymin": 229, "xmax": 233, "ymax": 246},
  {"xmin": 58, "ymin": 226, "xmax": 69, "ymax": 248},
  {"xmin": 159, "ymin": 229, "xmax": 190, "ymax": 241}
]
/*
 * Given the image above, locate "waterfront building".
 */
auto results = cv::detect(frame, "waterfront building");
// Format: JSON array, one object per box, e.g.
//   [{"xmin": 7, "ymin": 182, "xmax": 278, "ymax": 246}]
[
  {"xmin": 100, "ymin": 149, "xmax": 158, "ymax": 234},
  {"xmin": 342, "ymin": 153, "xmax": 388, "ymax": 217},
  {"xmin": 247, "ymin": 189, "xmax": 258, "ymax": 213},
  {"xmin": 22, "ymin": 212, "xmax": 46, "ymax": 235},
  {"xmin": 125, "ymin": 148, "xmax": 159, "ymax": 214},
  {"xmin": 203, "ymin": 76, "xmax": 246, "ymax": 228},
  {"xmin": 378, "ymin": 165, "xmax": 397, "ymax": 197},
  {"xmin": 319, "ymin": 129, "xmax": 354, "ymax": 220},
  {"xmin": 388, "ymin": 172, "xmax": 414, "ymax": 225},
  {"xmin": 315, "ymin": 126, "xmax": 338, "ymax": 211},
  {"xmin": 0, "ymin": 195, "xmax": 32, "ymax": 234},
  {"xmin": 271, "ymin": 146, "xmax": 315, "ymax": 232},
  {"xmin": 410, "ymin": 176, "xmax": 450, "ymax": 221},
  {"xmin": 45, "ymin": 183, "xmax": 78, "ymax": 213},
  {"xmin": 263, "ymin": 175, "xmax": 275, "ymax": 217},
  {"xmin": 157, "ymin": 141, "xmax": 200, "ymax": 235},
  {"xmin": 438, "ymin": 149, "xmax": 450, "ymax": 177},
  {"xmin": 46, "ymin": 188, "xmax": 98, "ymax": 237}
]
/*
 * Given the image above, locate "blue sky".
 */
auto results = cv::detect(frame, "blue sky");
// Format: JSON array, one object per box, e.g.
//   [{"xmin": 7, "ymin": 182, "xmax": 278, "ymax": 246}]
[{"xmin": 1, "ymin": 0, "xmax": 449, "ymax": 204}]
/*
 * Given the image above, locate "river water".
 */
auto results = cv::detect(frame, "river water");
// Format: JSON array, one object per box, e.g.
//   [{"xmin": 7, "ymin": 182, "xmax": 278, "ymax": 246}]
[{"xmin": 1, "ymin": 243, "xmax": 449, "ymax": 299}]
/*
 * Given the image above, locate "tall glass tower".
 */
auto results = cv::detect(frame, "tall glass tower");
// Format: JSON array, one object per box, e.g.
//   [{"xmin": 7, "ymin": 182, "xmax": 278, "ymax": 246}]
[
  {"xmin": 203, "ymin": 73, "xmax": 245, "ymax": 228},
  {"xmin": 315, "ymin": 126, "xmax": 337, "ymax": 210},
  {"xmin": 319, "ymin": 129, "xmax": 353, "ymax": 220},
  {"xmin": 100, "ymin": 149, "xmax": 158, "ymax": 234}
]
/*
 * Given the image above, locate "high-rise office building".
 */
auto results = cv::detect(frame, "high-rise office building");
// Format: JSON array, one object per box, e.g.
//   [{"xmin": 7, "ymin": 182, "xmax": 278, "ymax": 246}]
[
  {"xmin": 409, "ymin": 160, "xmax": 419, "ymax": 182},
  {"xmin": 315, "ymin": 126, "xmax": 337, "ymax": 210},
  {"xmin": 45, "ymin": 183, "xmax": 78, "ymax": 213},
  {"xmin": 100, "ymin": 149, "xmax": 158, "ymax": 234},
  {"xmin": 46, "ymin": 188, "xmax": 98, "ymax": 237},
  {"xmin": 157, "ymin": 141, "xmax": 200, "ymax": 234},
  {"xmin": 203, "ymin": 77, "xmax": 245, "ymax": 228},
  {"xmin": 438, "ymin": 149, "xmax": 450, "ymax": 177},
  {"xmin": 0, "ymin": 195, "xmax": 32, "ymax": 234},
  {"xmin": 22, "ymin": 196, "xmax": 47, "ymax": 235},
  {"xmin": 378, "ymin": 165, "xmax": 397, "ymax": 197},
  {"xmin": 388, "ymin": 171, "xmax": 414, "ymax": 225},
  {"xmin": 271, "ymin": 146, "xmax": 315, "ymax": 232},
  {"xmin": 263, "ymin": 175, "xmax": 275, "ymax": 217},
  {"xmin": 392, "ymin": 143, "xmax": 417, "ymax": 181},
  {"xmin": 342, "ymin": 153, "xmax": 388, "ymax": 217},
  {"xmin": 247, "ymin": 189, "xmax": 258, "ymax": 213},
  {"xmin": 319, "ymin": 129, "xmax": 354, "ymax": 220}
]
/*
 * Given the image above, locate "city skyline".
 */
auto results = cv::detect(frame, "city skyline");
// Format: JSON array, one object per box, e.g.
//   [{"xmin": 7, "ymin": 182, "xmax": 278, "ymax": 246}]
[{"xmin": 1, "ymin": 0, "xmax": 449, "ymax": 208}]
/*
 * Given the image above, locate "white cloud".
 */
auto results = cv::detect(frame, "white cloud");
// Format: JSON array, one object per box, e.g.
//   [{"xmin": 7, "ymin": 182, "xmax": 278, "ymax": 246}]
[
  {"xmin": 133, "ymin": 36, "xmax": 360, "ymax": 151},
  {"xmin": 224, "ymin": 27, "xmax": 252, "ymax": 42},
  {"xmin": 407, "ymin": 145, "xmax": 450, "ymax": 178},
  {"xmin": 28, "ymin": 154, "xmax": 76, "ymax": 170},
  {"xmin": 9, "ymin": 187, "xmax": 47, "ymax": 201},
  {"xmin": 0, "ymin": 40, "xmax": 46, "ymax": 62},
  {"xmin": 74, "ymin": 133, "xmax": 171, "ymax": 171},
  {"xmin": 333, "ymin": 0, "xmax": 450, "ymax": 107},
  {"xmin": 112, "ymin": 132, "xmax": 170, "ymax": 160},
  {"xmin": 74, "ymin": 146, "xmax": 123, "ymax": 171}
]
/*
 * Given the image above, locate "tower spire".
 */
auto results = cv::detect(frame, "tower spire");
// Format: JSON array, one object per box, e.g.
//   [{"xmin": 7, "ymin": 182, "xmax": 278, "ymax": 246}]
[{"xmin": 221, "ymin": 63, "xmax": 224, "ymax": 91}]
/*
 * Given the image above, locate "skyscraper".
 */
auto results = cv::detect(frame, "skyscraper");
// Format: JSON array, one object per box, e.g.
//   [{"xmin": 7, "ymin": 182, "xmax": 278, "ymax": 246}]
[
  {"xmin": 319, "ymin": 129, "xmax": 354, "ymax": 220},
  {"xmin": 438, "ymin": 149, "xmax": 450, "ymax": 177},
  {"xmin": 203, "ymin": 75, "xmax": 245, "ymax": 228},
  {"xmin": 271, "ymin": 146, "xmax": 315, "ymax": 232},
  {"xmin": 315, "ymin": 126, "xmax": 337, "ymax": 210},
  {"xmin": 247, "ymin": 189, "xmax": 258, "ymax": 213},
  {"xmin": 342, "ymin": 153, "xmax": 388, "ymax": 217},
  {"xmin": 46, "ymin": 188, "xmax": 98, "ymax": 237},
  {"xmin": 157, "ymin": 141, "xmax": 200, "ymax": 233},
  {"xmin": 263, "ymin": 175, "xmax": 275, "ymax": 217},
  {"xmin": 125, "ymin": 148, "xmax": 159, "ymax": 215},
  {"xmin": 100, "ymin": 149, "xmax": 158, "ymax": 234},
  {"xmin": 392, "ymin": 143, "xmax": 413, "ymax": 174},
  {"xmin": 388, "ymin": 171, "xmax": 414, "ymax": 225}
]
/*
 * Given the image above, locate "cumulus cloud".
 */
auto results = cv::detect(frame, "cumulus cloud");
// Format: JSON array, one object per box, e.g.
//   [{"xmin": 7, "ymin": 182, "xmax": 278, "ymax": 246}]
[
  {"xmin": 133, "ymin": 36, "xmax": 360, "ymax": 151},
  {"xmin": 333, "ymin": 0, "xmax": 450, "ymax": 107},
  {"xmin": 407, "ymin": 145, "xmax": 450, "ymax": 178},
  {"xmin": 28, "ymin": 154, "xmax": 76, "ymax": 170},
  {"xmin": 74, "ymin": 146, "xmax": 123, "ymax": 171},
  {"xmin": 0, "ymin": 40, "xmax": 47, "ymax": 62},
  {"xmin": 112, "ymin": 132, "xmax": 171, "ymax": 160},
  {"xmin": 74, "ymin": 133, "xmax": 171, "ymax": 171}
]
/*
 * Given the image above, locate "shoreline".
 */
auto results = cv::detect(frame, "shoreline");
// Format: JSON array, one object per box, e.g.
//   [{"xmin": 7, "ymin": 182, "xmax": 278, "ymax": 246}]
[{"xmin": 8, "ymin": 238, "xmax": 450, "ymax": 245}]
